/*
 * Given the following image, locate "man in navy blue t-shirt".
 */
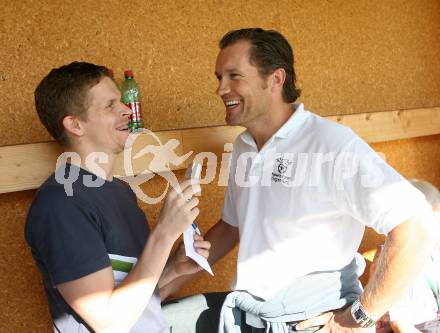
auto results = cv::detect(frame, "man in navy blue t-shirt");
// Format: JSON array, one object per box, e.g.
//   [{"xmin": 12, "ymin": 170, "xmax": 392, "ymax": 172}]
[{"xmin": 25, "ymin": 62, "xmax": 212, "ymax": 333}]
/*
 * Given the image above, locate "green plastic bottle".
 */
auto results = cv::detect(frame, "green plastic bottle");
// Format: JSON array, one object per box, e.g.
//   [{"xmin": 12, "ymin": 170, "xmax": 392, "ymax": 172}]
[{"xmin": 121, "ymin": 70, "xmax": 144, "ymax": 132}]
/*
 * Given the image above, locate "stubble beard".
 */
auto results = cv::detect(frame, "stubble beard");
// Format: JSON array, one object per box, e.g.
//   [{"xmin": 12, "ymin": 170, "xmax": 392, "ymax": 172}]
[{"xmin": 225, "ymin": 103, "xmax": 244, "ymax": 126}]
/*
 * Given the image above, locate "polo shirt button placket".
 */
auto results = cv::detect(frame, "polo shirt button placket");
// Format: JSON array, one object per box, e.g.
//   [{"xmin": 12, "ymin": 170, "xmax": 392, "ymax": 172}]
[{"xmin": 250, "ymin": 155, "xmax": 264, "ymax": 184}]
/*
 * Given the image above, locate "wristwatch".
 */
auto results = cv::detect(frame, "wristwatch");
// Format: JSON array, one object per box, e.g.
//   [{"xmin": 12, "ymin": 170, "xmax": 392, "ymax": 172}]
[{"xmin": 350, "ymin": 298, "xmax": 376, "ymax": 328}]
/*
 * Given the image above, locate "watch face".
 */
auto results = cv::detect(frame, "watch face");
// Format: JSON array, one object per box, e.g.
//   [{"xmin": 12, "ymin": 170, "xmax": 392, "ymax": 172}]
[
  {"xmin": 354, "ymin": 308, "xmax": 364, "ymax": 319},
  {"xmin": 352, "ymin": 304, "xmax": 375, "ymax": 327}
]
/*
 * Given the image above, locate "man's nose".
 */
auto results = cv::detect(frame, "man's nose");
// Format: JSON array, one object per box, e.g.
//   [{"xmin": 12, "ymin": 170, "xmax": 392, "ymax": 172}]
[
  {"xmin": 120, "ymin": 103, "xmax": 132, "ymax": 118},
  {"xmin": 216, "ymin": 79, "xmax": 230, "ymax": 96}
]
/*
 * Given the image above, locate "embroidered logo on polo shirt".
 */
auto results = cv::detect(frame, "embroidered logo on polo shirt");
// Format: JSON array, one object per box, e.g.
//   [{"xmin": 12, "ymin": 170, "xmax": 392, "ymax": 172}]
[
  {"xmin": 277, "ymin": 158, "xmax": 292, "ymax": 174},
  {"xmin": 271, "ymin": 157, "xmax": 295, "ymax": 185}
]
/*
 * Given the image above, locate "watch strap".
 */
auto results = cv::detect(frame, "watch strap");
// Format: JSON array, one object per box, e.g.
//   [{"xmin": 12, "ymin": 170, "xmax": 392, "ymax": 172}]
[{"xmin": 350, "ymin": 298, "xmax": 376, "ymax": 328}]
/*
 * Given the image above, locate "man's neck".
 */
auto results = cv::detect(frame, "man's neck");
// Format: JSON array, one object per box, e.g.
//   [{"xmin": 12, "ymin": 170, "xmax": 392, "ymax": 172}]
[{"xmin": 247, "ymin": 102, "xmax": 295, "ymax": 151}]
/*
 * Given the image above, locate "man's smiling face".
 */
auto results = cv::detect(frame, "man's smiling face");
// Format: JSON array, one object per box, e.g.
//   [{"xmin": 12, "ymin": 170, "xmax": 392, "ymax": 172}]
[
  {"xmin": 79, "ymin": 77, "xmax": 131, "ymax": 156},
  {"xmin": 215, "ymin": 41, "xmax": 271, "ymax": 128}
]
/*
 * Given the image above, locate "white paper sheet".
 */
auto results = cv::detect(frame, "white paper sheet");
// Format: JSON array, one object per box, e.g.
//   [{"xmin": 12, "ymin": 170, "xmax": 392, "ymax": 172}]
[
  {"xmin": 185, "ymin": 161, "xmax": 202, "ymax": 180},
  {"xmin": 182, "ymin": 161, "xmax": 213, "ymax": 275},
  {"xmin": 183, "ymin": 226, "xmax": 214, "ymax": 276}
]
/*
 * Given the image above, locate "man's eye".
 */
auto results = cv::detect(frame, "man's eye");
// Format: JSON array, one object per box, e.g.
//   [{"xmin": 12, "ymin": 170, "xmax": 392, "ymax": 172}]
[{"xmin": 231, "ymin": 73, "xmax": 240, "ymax": 79}]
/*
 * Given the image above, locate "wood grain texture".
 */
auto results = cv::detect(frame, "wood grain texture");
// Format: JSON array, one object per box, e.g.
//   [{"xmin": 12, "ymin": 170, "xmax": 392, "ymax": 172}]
[
  {"xmin": 1, "ymin": 107, "xmax": 439, "ymax": 194},
  {"xmin": 1, "ymin": 0, "xmax": 440, "ymax": 147},
  {"xmin": 0, "ymin": 190, "xmax": 52, "ymax": 332},
  {"xmin": 0, "ymin": 142, "xmax": 63, "ymax": 193},
  {"xmin": 327, "ymin": 107, "xmax": 440, "ymax": 143}
]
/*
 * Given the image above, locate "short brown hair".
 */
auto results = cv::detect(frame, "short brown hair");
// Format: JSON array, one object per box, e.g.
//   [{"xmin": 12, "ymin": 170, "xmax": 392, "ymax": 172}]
[
  {"xmin": 220, "ymin": 28, "xmax": 301, "ymax": 103},
  {"xmin": 34, "ymin": 61, "xmax": 111, "ymax": 146}
]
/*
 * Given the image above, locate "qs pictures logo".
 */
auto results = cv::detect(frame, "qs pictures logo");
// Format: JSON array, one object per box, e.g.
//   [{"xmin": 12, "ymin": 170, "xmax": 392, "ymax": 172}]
[
  {"xmin": 54, "ymin": 130, "xmax": 233, "ymax": 199},
  {"xmin": 122, "ymin": 129, "xmax": 193, "ymax": 204}
]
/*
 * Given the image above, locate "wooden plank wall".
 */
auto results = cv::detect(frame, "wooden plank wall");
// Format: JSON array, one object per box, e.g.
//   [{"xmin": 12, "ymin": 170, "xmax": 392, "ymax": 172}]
[{"xmin": 1, "ymin": 107, "xmax": 439, "ymax": 194}]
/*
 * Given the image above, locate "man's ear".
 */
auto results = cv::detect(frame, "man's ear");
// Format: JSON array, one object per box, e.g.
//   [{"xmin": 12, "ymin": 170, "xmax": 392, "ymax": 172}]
[
  {"xmin": 62, "ymin": 115, "xmax": 84, "ymax": 138},
  {"xmin": 270, "ymin": 68, "xmax": 286, "ymax": 94}
]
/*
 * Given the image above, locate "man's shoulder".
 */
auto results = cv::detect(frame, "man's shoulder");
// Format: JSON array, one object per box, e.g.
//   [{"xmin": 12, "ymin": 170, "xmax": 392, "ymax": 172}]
[
  {"xmin": 306, "ymin": 110, "xmax": 355, "ymax": 138},
  {"xmin": 35, "ymin": 172, "xmax": 70, "ymax": 200},
  {"xmin": 25, "ymin": 172, "xmax": 101, "ymax": 244},
  {"xmin": 28, "ymin": 171, "xmax": 97, "ymax": 223},
  {"xmin": 35, "ymin": 172, "xmax": 87, "ymax": 201},
  {"xmin": 291, "ymin": 110, "xmax": 362, "ymax": 153}
]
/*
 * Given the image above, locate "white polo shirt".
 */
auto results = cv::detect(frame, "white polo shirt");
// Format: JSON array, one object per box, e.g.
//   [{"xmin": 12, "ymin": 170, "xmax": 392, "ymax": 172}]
[{"xmin": 222, "ymin": 103, "xmax": 431, "ymax": 300}]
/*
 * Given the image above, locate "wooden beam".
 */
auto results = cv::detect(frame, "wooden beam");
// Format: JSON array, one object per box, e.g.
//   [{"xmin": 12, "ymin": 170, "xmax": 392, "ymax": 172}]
[
  {"xmin": 0, "ymin": 107, "xmax": 439, "ymax": 194},
  {"xmin": 327, "ymin": 107, "xmax": 440, "ymax": 143},
  {"xmin": 0, "ymin": 142, "xmax": 63, "ymax": 193}
]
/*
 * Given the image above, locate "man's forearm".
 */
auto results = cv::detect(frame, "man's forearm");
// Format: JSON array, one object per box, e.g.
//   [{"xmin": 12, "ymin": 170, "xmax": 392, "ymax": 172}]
[
  {"xmin": 158, "ymin": 256, "xmax": 189, "ymax": 301},
  {"xmin": 159, "ymin": 220, "xmax": 239, "ymax": 300},
  {"xmin": 360, "ymin": 214, "xmax": 440, "ymax": 320},
  {"xmin": 205, "ymin": 220, "xmax": 239, "ymax": 265},
  {"xmin": 104, "ymin": 227, "xmax": 176, "ymax": 331},
  {"xmin": 58, "ymin": 225, "xmax": 176, "ymax": 333}
]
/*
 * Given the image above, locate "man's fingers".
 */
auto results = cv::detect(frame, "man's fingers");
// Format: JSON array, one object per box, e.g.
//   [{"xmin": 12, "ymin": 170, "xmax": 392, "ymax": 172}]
[
  {"xmin": 176, "ymin": 179, "xmax": 201, "ymax": 194},
  {"xmin": 193, "ymin": 234, "xmax": 204, "ymax": 241},
  {"xmin": 179, "ymin": 183, "xmax": 201, "ymax": 203},
  {"xmin": 176, "ymin": 179, "xmax": 192, "ymax": 192},
  {"xmin": 295, "ymin": 312, "xmax": 333, "ymax": 330},
  {"xmin": 194, "ymin": 239, "xmax": 211, "ymax": 251},
  {"xmin": 195, "ymin": 249, "xmax": 209, "ymax": 259},
  {"xmin": 189, "ymin": 207, "xmax": 200, "ymax": 220},
  {"xmin": 186, "ymin": 197, "xmax": 200, "ymax": 210}
]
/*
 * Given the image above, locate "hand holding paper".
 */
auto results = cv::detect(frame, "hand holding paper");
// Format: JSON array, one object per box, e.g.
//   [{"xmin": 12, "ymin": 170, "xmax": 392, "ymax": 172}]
[
  {"xmin": 182, "ymin": 162, "xmax": 214, "ymax": 276},
  {"xmin": 183, "ymin": 227, "xmax": 213, "ymax": 275}
]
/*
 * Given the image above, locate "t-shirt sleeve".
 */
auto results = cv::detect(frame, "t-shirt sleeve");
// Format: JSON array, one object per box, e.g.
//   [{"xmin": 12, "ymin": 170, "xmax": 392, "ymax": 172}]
[
  {"xmin": 26, "ymin": 186, "xmax": 111, "ymax": 285},
  {"xmin": 331, "ymin": 137, "xmax": 432, "ymax": 235}
]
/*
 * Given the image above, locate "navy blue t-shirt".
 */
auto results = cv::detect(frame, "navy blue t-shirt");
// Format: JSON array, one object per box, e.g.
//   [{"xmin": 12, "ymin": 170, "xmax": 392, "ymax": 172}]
[{"xmin": 25, "ymin": 164, "xmax": 168, "ymax": 332}]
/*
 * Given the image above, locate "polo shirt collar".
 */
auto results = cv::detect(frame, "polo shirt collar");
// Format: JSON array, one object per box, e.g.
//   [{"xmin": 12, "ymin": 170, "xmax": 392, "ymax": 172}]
[
  {"xmin": 273, "ymin": 103, "xmax": 308, "ymax": 139},
  {"xmin": 239, "ymin": 103, "xmax": 309, "ymax": 146}
]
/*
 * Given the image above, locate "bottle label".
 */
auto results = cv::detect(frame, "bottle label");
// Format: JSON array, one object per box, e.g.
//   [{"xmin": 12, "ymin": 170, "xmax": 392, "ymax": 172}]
[
  {"xmin": 125, "ymin": 102, "xmax": 144, "ymax": 131},
  {"xmin": 125, "ymin": 102, "xmax": 141, "ymax": 121}
]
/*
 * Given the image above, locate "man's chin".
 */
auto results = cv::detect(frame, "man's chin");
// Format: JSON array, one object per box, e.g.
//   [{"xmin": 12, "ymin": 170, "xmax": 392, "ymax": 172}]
[
  {"xmin": 225, "ymin": 115, "xmax": 241, "ymax": 126},
  {"xmin": 120, "ymin": 132, "xmax": 134, "ymax": 149}
]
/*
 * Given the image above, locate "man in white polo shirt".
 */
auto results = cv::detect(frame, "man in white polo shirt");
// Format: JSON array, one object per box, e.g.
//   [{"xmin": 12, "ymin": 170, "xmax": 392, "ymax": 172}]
[{"xmin": 204, "ymin": 28, "xmax": 440, "ymax": 332}]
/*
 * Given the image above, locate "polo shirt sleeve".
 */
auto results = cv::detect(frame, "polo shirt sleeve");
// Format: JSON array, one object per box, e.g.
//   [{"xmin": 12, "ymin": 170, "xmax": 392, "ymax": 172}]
[
  {"xmin": 222, "ymin": 143, "xmax": 239, "ymax": 227},
  {"xmin": 222, "ymin": 181, "xmax": 238, "ymax": 227},
  {"xmin": 26, "ymin": 186, "xmax": 111, "ymax": 285},
  {"xmin": 332, "ymin": 137, "xmax": 432, "ymax": 235}
]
